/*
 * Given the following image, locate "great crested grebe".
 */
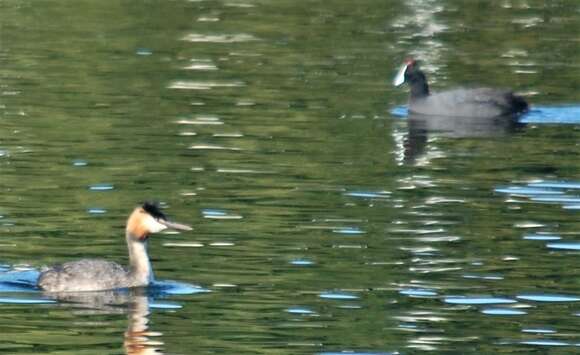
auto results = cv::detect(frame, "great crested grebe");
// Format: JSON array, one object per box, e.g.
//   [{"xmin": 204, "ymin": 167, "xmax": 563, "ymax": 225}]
[{"xmin": 37, "ymin": 202, "xmax": 192, "ymax": 292}]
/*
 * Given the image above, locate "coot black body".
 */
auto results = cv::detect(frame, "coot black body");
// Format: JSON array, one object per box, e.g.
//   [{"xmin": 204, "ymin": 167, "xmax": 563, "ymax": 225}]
[{"xmin": 393, "ymin": 59, "xmax": 528, "ymax": 118}]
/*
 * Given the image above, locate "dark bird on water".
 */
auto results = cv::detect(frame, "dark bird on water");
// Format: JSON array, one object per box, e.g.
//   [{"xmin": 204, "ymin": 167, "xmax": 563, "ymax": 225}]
[{"xmin": 393, "ymin": 58, "xmax": 528, "ymax": 118}]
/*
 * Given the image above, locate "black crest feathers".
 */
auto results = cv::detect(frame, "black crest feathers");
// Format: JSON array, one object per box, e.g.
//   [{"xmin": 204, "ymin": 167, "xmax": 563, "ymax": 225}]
[{"xmin": 141, "ymin": 202, "xmax": 167, "ymax": 220}]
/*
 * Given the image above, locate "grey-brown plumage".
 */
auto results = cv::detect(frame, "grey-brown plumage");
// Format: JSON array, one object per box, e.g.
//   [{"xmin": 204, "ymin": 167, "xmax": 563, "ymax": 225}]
[{"xmin": 38, "ymin": 259, "xmax": 134, "ymax": 292}]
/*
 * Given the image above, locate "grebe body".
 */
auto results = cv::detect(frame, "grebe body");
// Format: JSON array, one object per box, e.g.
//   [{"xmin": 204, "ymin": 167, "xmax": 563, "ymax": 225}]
[{"xmin": 38, "ymin": 203, "xmax": 191, "ymax": 292}]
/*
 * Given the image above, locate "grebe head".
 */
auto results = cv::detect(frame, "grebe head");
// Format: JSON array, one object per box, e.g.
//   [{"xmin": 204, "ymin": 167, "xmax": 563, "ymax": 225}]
[{"xmin": 127, "ymin": 202, "xmax": 192, "ymax": 240}]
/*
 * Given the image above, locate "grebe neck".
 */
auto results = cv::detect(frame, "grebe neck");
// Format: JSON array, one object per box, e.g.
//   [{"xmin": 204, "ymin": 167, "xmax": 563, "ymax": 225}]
[{"xmin": 126, "ymin": 232, "xmax": 153, "ymax": 286}]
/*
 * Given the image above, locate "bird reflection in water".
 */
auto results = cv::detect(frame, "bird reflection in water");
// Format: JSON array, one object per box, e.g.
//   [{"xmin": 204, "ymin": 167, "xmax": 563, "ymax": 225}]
[
  {"xmin": 394, "ymin": 113, "xmax": 524, "ymax": 165},
  {"xmin": 45, "ymin": 288, "xmax": 164, "ymax": 355},
  {"xmin": 124, "ymin": 289, "xmax": 163, "ymax": 355}
]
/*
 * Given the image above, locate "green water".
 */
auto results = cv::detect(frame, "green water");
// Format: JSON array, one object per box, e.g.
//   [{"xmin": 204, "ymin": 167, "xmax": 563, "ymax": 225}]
[{"xmin": 1, "ymin": 0, "xmax": 580, "ymax": 354}]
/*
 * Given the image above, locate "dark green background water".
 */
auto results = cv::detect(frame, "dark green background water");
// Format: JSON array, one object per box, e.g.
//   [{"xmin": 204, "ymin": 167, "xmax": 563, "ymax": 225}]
[{"xmin": 1, "ymin": 0, "xmax": 580, "ymax": 354}]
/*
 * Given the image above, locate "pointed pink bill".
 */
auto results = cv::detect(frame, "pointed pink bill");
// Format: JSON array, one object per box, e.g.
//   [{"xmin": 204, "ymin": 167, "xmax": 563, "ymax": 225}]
[{"xmin": 159, "ymin": 219, "xmax": 192, "ymax": 231}]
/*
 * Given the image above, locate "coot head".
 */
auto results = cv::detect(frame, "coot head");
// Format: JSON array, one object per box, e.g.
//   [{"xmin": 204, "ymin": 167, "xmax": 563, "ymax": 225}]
[{"xmin": 393, "ymin": 58, "xmax": 430, "ymax": 99}]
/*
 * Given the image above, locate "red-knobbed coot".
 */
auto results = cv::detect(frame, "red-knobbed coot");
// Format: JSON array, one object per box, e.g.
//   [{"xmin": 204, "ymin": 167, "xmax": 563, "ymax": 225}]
[{"xmin": 393, "ymin": 59, "xmax": 529, "ymax": 118}]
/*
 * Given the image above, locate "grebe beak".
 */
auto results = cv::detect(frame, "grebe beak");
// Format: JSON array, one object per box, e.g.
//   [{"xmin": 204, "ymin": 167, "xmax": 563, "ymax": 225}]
[
  {"xmin": 159, "ymin": 219, "xmax": 192, "ymax": 231},
  {"xmin": 393, "ymin": 63, "xmax": 408, "ymax": 87}
]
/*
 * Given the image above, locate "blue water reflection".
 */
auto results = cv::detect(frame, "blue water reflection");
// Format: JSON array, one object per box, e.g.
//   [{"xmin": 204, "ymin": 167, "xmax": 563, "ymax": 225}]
[
  {"xmin": 88, "ymin": 183, "xmax": 115, "ymax": 191},
  {"xmin": 494, "ymin": 187, "xmax": 563, "ymax": 195},
  {"xmin": 286, "ymin": 306, "xmax": 317, "ymax": 315},
  {"xmin": 391, "ymin": 105, "xmax": 580, "ymax": 124},
  {"xmin": 343, "ymin": 191, "xmax": 391, "ymax": 199},
  {"xmin": 462, "ymin": 274, "xmax": 504, "ymax": 280},
  {"xmin": 319, "ymin": 291, "xmax": 359, "ymax": 300},
  {"xmin": 495, "ymin": 180, "xmax": 580, "ymax": 210},
  {"xmin": 290, "ymin": 259, "xmax": 316, "ymax": 266},
  {"xmin": 516, "ymin": 294, "xmax": 580, "ymax": 302},
  {"xmin": 523, "ymin": 234, "xmax": 561, "ymax": 241},
  {"xmin": 443, "ymin": 296, "xmax": 517, "ymax": 305},
  {"xmin": 202, "ymin": 209, "xmax": 243, "ymax": 220},
  {"xmin": 520, "ymin": 339, "xmax": 572, "ymax": 347},
  {"xmin": 521, "ymin": 328, "xmax": 557, "ymax": 334},
  {"xmin": 529, "ymin": 182, "xmax": 580, "ymax": 189},
  {"xmin": 149, "ymin": 301, "xmax": 182, "ymax": 309},
  {"xmin": 481, "ymin": 308, "xmax": 527, "ymax": 316},
  {"xmin": 546, "ymin": 243, "xmax": 580, "ymax": 251},
  {"xmin": 0, "ymin": 268, "xmax": 208, "ymax": 305},
  {"xmin": 87, "ymin": 207, "xmax": 107, "ymax": 215},
  {"xmin": 399, "ymin": 288, "xmax": 438, "ymax": 297},
  {"xmin": 71, "ymin": 159, "xmax": 88, "ymax": 167},
  {"xmin": 333, "ymin": 227, "xmax": 366, "ymax": 235}
]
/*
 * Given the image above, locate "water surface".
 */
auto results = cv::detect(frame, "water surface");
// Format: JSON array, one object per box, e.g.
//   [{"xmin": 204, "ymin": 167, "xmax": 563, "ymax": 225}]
[{"xmin": 2, "ymin": 0, "xmax": 580, "ymax": 354}]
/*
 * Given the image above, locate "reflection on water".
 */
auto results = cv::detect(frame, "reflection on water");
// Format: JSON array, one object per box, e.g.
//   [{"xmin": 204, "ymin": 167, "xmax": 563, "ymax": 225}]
[
  {"xmin": 395, "ymin": 112, "xmax": 523, "ymax": 165},
  {"xmin": 42, "ymin": 289, "xmax": 166, "ymax": 355},
  {"xmin": 392, "ymin": 105, "xmax": 580, "ymax": 124},
  {"xmin": 125, "ymin": 292, "xmax": 161, "ymax": 355},
  {"xmin": 0, "ymin": 268, "xmax": 207, "ymax": 354}
]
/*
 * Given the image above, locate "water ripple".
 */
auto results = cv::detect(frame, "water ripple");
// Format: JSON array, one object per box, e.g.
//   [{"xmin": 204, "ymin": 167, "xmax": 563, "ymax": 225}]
[
  {"xmin": 443, "ymin": 296, "xmax": 517, "ymax": 305},
  {"xmin": 87, "ymin": 208, "xmax": 107, "ymax": 215},
  {"xmin": 462, "ymin": 274, "xmax": 504, "ymax": 281},
  {"xmin": 183, "ymin": 59, "xmax": 218, "ymax": 71},
  {"xmin": 516, "ymin": 294, "xmax": 580, "ymax": 302},
  {"xmin": 0, "ymin": 297, "xmax": 56, "ymax": 304},
  {"xmin": 392, "ymin": 105, "xmax": 580, "ymax": 124},
  {"xmin": 286, "ymin": 306, "xmax": 317, "ymax": 315},
  {"xmin": 150, "ymin": 301, "xmax": 182, "ymax": 309},
  {"xmin": 168, "ymin": 80, "xmax": 245, "ymax": 90},
  {"xmin": 563, "ymin": 204, "xmax": 580, "ymax": 210},
  {"xmin": 217, "ymin": 168, "xmax": 272, "ymax": 174},
  {"xmin": 531, "ymin": 196, "xmax": 580, "ymax": 203},
  {"xmin": 523, "ymin": 234, "xmax": 561, "ymax": 241},
  {"xmin": 319, "ymin": 291, "xmax": 359, "ymax": 300},
  {"xmin": 495, "ymin": 186, "xmax": 563, "ymax": 196},
  {"xmin": 332, "ymin": 227, "xmax": 365, "ymax": 235},
  {"xmin": 88, "ymin": 183, "xmax": 114, "ymax": 191},
  {"xmin": 481, "ymin": 308, "xmax": 527, "ymax": 316},
  {"xmin": 202, "ymin": 209, "xmax": 243, "ymax": 219},
  {"xmin": 290, "ymin": 259, "xmax": 315, "ymax": 266},
  {"xmin": 343, "ymin": 191, "xmax": 391, "ymax": 199},
  {"xmin": 176, "ymin": 115, "xmax": 224, "ymax": 125},
  {"xmin": 546, "ymin": 242, "xmax": 580, "ymax": 251},
  {"xmin": 182, "ymin": 33, "xmax": 258, "ymax": 43},
  {"xmin": 163, "ymin": 242, "xmax": 204, "ymax": 248},
  {"xmin": 520, "ymin": 339, "xmax": 571, "ymax": 347},
  {"xmin": 529, "ymin": 181, "xmax": 580, "ymax": 189},
  {"xmin": 188, "ymin": 144, "xmax": 242, "ymax": 151},
  {"xmin": 72, "ymin": 159, "xmax": 88, "ymax": 166},
  {"xmin": 399, "ymin": 288, "xmax": 438, "ymax": 297},
  {"xmin": 151, "ymin": 280, "xmax": 209, "ymax": 295},
  {"xmin": 521, "ymin": 328, "xmax": 557, "ymax": 334}
]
